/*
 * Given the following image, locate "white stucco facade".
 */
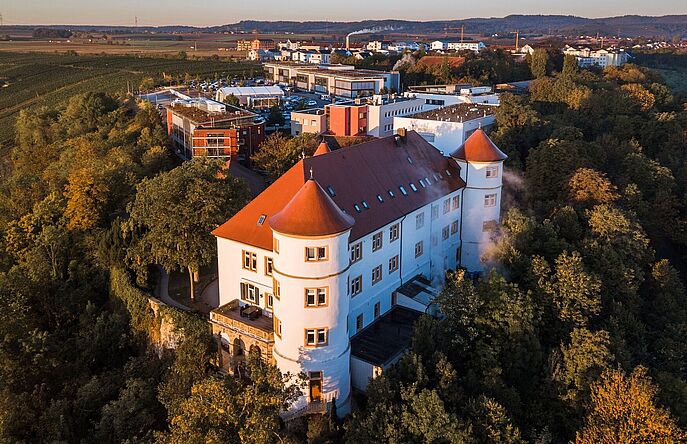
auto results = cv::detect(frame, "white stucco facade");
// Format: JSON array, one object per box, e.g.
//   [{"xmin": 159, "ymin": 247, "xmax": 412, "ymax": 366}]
[{"xmin": 212, "ymin": 131, "xmax": 506, "ymax": 416}]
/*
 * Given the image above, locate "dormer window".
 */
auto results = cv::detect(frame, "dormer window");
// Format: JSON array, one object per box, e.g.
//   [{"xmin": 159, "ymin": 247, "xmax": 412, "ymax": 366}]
[
  {"xmin": 361, "ymin": 200, "xmax": 369, "ymax": 210},
  {"xmin": 399, "ymin": 186, "xmax": 408, "ymax": 196},
  {"xmin": 327, "ymin": 185, "xmax": 336, "ymax": 196},
  {"xmin": 305, "ymin": 246, "xmax": 328, "ymax": 262},
  {"xmin": 409, "ymin": 183, "xmax": 418, "ymax": 192},
  {"xmin": 257, "ymin": 215, "xmax": 267, "ymax": 225}
]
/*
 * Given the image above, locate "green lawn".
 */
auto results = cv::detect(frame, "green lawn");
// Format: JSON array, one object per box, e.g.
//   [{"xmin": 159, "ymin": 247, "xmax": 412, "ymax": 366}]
[{"xmin": 0, "ymin": 52, "xmax": 260, "ymax": 150}]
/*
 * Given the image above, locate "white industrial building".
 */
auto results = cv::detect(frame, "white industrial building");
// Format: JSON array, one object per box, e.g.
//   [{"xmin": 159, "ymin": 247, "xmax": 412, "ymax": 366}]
[
  {"xmin": 210, "ymin": 129, "xmax": 507, "ymax": 417},
  {"xmin": 215, "ymin": 86, "xmax": 285, "ymax": 109},
  {"xmin": 393, "ymin": 103, "xmax": 497, "ymax": 155}
]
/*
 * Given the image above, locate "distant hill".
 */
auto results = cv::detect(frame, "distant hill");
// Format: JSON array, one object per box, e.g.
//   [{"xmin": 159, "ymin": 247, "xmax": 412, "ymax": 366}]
[{"xmin": 15, "ymin": 15, "xmax": 687, "ymax": 39}]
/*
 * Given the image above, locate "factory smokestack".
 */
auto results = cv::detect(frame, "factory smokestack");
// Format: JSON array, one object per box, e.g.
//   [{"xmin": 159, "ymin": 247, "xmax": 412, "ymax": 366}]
[{"xmin": 346, "ymin": 35, "xmax": 350, "ymax": 50}]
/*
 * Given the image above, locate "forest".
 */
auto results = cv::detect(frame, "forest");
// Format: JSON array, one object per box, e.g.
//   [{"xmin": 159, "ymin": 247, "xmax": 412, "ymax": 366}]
[{"xmin": 1, "ymin": 50, "xmax": 687, "ymax": 443}]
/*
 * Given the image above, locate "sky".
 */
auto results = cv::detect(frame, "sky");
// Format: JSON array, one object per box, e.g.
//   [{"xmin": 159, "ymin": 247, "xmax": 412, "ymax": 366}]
[{"xmin": 3, "ymin": 0, "xmax": 685, "ymax": 26}]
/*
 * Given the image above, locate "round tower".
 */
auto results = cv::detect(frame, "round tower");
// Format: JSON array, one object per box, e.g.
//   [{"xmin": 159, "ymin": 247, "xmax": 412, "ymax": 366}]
[
  {"xmin": 451, "ymin": 129, "xmax": 507, "ymax": 272},
  {"xmin": 269, "ymin": 177, "xmax": 354, "ymax": 415}
]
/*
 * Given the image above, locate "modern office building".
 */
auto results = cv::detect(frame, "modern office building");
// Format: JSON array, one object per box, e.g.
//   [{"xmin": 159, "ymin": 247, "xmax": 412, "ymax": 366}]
[
  {"xmin": 263, "ymin": 62, "xmax": 401, "ymax": 99},
  {"xmin": 166, "ymin": 98, "xmax": 265, "ymax": 163}
]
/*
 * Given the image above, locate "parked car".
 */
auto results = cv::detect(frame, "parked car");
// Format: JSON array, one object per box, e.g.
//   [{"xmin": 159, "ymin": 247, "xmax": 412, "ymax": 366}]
[{"xmin": 306, "ymin": 100, "xmax": 318, "ymax": 107}]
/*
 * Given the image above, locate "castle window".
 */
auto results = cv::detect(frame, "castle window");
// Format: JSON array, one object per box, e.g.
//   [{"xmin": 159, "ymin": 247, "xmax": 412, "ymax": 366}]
[
  {"xmin": 442, "ymin": 225, "xmax": 450, "ymax": 241},
  {"xmin": 240, "ymin": 282, "xmax": 259, "ymax": 304},
  {"xmin": 443, "ymin": 198, "xmax": 451, "ymax": 214},
  {"xmin": 483, "ymin": 220, "xmax": 498, "ymax": 232},
  {"xmin": 356, "ymin": 314, "xmax": 364, "ymax": 332},
  {"xmin": 372, "ymin": 232, "xmax": 383, "ymax": 252},
  {"xmin": 305, "ymin": 246, "xmax": 328, "ymax": 262},
  {"xmin": 243, "ymin": 251, "xmax": 257, "ymax": 271},
  {"xmin": 351, "ymin": 275, "xmax": 363, "ymax": 296},
  {"xmin": 267, "ymin": 293, "xmax": 274, "ymax": 309},
  {"xmin": 273, "ymin": 278, "xmax": 281, "ymax": 300},
  {"xmin": 274, "ymin": 317, "xmax": 282, "ymax": 338},
  {"xmin": 486, "ymin": 166, "xmax": 499, "ymax": 178},
  {"xmin": 389, "ymin": 223, "xmax": 400, "ymax": 242},
  {"xmin": 265, "ymin": 257, "xmax": 273, "ymax": 276},
  {"xmin": 451, "ymin": 220, "xmax": 459, "ymax": 235},
  {"xmin": 305, "ymin": 287, "xmax": 328, "ymax": 307},
  {"xmin": 416, "ymin": 213, "xmax": 425, "ymax": 229},
  {"xmin": 389, "ymin": 255, "xmax": 399, "ymax": 273},
  {"xmin": 409, "ymin": 183, "xmax": 418, "ymax": 192},
  {"xmin": 374, "ymin": 302, "xmax": 381, "ymax": 319},
  {"xmin": 372, "ymin": 265, "xmax": 382, "ymax": 285},
  {"xmin": 484, "ymin": 194, "xmax": 497, "ymax": 207},
  {"xmin": 305, "ymin": 328, "xmax": 328, "ymax": 347},
  {"xmin": 431, "ymin": 205, "xmax": 439, "ymax": 220},
  {"xmin": 399, "ymin": 185, "xmax": 408, "ymax": 196},
  {"xmin": 415, "ymin": 241, "xmax": 424, "ymax": 258},
  {"xmin": 452, "ymin": 196, "xmax": 460, "ymax": 210},
  {"xmin": 350, "ymin": 242, "xmax": 363, "ymax": 263}
]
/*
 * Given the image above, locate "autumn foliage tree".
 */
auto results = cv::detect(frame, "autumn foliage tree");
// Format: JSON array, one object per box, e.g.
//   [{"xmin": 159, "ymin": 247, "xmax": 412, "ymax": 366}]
[
  {"xmin": 576, "ymin": 367, "xmax": 686, "ymax": 444},
  {"xmin": 127, "ymin": 158, "xmax": 250, "ymax": 299}
]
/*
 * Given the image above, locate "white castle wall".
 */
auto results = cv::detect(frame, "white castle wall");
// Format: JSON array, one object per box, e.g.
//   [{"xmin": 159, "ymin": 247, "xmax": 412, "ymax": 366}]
[
  {"xmin": 271, "ymin": 230, "xmax": 352, "ymax": 413},
  {"xmin": 456, "ymin": 160, "xmax": 503, "ymax": 271}
]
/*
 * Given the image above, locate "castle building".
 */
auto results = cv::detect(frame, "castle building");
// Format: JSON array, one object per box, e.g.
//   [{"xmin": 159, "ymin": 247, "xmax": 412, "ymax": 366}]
[{"xmin": 210, "ymin": 129, "xmax": 506, "ymax": 416}]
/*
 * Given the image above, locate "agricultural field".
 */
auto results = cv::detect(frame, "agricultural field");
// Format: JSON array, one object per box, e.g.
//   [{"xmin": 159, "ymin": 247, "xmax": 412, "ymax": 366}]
[{"xmin": 0, "ymin": 52, "xmax": 260, "ymax": 150}]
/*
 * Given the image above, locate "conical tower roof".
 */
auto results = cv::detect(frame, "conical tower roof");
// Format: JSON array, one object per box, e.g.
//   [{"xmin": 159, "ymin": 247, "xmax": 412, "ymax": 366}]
[
  {"xmin": 269, "ymin": 177, "xmax": 354, "ymax": 237},
  {"xmin": 313, "ymin": 141, "xmax": 331, "ymax": 156},
  {"xmin": 451, "ymin": 129, "xmax": 507, "ymax": 162}
]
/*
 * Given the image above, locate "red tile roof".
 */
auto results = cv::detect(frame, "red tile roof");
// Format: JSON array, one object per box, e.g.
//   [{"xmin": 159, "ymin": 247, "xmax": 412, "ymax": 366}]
[
  {"xmin": 269, "ymin": 179, "xmax": 354, "ymax": 237},
  {"xmin": 313, "ymin": 141, "xmax": 331, "ymax": 156},
  {"xmin": 212, "ymin": 131, "xmax": 466, "ymax": 250},
  {"xmin": 451, "ymin": 129, "xmax": 507, "ymax": 162}
]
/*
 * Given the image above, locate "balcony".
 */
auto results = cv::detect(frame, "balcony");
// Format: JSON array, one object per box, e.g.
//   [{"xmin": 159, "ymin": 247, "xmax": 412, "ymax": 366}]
[{"xmin": 210, "ymin": 299, "xmax": 274, "ymax": 342}]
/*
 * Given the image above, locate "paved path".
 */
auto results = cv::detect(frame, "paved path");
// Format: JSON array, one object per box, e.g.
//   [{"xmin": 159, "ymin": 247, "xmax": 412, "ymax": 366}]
[
  {"xmin": 200, "ymin": 278, "xmax": 220, "ymax": 307},
  {"xmin": 154, "ymin": 266, "xmax": 192, "ymax": 311}
]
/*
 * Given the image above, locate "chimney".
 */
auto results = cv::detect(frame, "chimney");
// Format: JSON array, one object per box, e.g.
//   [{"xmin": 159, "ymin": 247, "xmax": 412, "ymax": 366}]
[
  {"xmin": 395, "ymin": 127, "xmax": 407, "ymax": 145},
  {"xmin": 346, "ymin": 35, "xmax": 350, "ymax": 51}
]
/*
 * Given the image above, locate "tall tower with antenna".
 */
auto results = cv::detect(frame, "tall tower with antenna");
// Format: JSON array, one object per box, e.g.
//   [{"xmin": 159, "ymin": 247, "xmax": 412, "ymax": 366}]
[{"xmin": 135, "ymin": 16, "xmax": 138, "ymax": 28}]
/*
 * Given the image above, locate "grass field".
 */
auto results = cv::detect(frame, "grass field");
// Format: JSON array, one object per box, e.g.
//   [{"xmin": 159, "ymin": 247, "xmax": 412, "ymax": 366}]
[{"xmin": 0, "ymin": 52, "xmax": 260, "ymax": 150}]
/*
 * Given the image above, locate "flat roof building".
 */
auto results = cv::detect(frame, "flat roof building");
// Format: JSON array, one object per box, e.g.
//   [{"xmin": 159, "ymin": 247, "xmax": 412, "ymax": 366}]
[
  {"xmin": 216, "ymin": 86, "xmax": 284, "ymax": 109},
  {"xmin": 264, "ymin": 62, "xmax": 400, "ymax": 99},
  {"xmin": 393, "ymin": 103, "xmax": 497, "ymax": 155},
  {"xmin": 166, "ymin": 97, "xmax": 265, "ymax": 164}
]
